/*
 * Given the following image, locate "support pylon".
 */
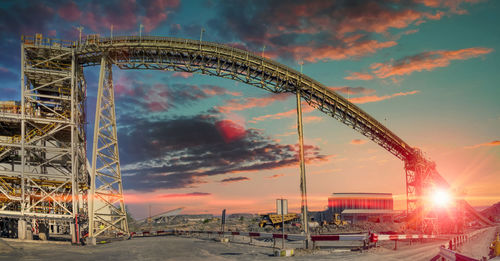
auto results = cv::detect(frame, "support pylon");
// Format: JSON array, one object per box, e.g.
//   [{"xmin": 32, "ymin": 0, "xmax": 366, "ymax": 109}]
[
  {"xmin": 296, "ymin": 87, "xmax": 310, "ymax": 249},
  {"xmin": 88, "ymin": 57, "xmax": 129, "ymax": 241}
]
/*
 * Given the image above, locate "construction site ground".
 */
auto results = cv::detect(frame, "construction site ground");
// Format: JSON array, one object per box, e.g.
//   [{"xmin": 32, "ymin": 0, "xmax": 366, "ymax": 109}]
[
  {"xmin": 1, "ymin": 226, "xmax": 497, "ymax": 260},
  {"xmin": 131, "ymin": 216, "xmax": 415, "ymax": 235}
]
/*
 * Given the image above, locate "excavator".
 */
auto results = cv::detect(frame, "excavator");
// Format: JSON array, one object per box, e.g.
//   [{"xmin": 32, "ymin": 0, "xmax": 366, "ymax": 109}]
[{"xmin": 331, "ymin": 213, "xmax": 348, "ymax": 227}]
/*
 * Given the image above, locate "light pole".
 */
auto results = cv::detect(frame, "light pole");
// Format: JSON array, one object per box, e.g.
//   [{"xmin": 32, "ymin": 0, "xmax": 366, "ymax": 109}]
[
  {"xmin": 199, "ymin": 27, "xmax": 205, "ymax": 50},
  {"xmin": 76, "ymin": 26, "xmax": 83, "ymax": 45},
  {"xmin": 200, "ymin": 27, "xmax": 205, "ymax": 42},
  {"xmin": 139, "ymin": 24, "xmax": 144, "ymax": 41}
]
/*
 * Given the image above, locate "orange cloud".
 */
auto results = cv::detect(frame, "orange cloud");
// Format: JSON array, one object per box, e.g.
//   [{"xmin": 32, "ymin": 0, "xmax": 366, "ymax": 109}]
[
  {"xmin": 283, "ymin": 40, "xmax": 397, "ymax": 62},
  {"xmin": 123, "ymin": 192, "xmax": 211, "ymax": 204},
  {"xmin": 344, "ymin": 72, "xmax": 374, "ymax": 81},
  {"xmin": 215, "ymin": 94, "xmax": 289, "ymax": 113},
  {"xmin": 464, "ymin": 140, "xmax": 500, "ymax": 149},
  {"xmin": 329, "ymin": 86, "xmax": 376, "ymax": 95},
  {"xmin": 350, "ymin": 139, "xmax": 367, "ymax": 145},
  {"xmin": 415, "ymin": 0, "xmax": 482, "ymax": 14},
  {"xmin": 202, "ymin": 88, "xmax": 241, "ymax": 97},
  {"xmin": 370, "ymin": 47, "xmax": 493, "ymax": 79},
  {"xmin": 249, "ymin": 105, "xmax": 314, "ymax": 123},
  {"xmin": 349, "ymin": 90, "xmax": 420, "ymax": 104},
  {"xmin": 337, "ymin": 9, "xmax": 423, "ymax": 35},
  {"xmin": 303, "ymin": 116, "xmax": 323, "ymax": 123}
]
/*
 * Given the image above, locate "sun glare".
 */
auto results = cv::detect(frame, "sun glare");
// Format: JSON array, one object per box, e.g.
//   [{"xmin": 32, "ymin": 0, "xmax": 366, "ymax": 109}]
[{"xmin": 432, "ymin": 189, "xmax": 451, "ymax": 207}]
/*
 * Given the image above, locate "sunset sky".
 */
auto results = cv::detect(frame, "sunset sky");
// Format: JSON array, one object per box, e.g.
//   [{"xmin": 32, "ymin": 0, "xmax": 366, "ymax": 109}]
[{"xmin": 0, "ymin": 0, "xmax": 499, "ymax": 219}]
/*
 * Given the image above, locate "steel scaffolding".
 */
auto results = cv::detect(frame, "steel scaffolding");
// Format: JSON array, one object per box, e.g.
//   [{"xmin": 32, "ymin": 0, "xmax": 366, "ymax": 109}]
[{"xmin": 0, "ymin": 34, "xmax": 88, "ymax": 242}]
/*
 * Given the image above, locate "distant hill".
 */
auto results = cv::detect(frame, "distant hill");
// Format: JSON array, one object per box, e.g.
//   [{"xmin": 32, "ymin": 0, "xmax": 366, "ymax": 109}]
[{"xmin": 480, "ymin": 202, "xmax": 500, "ymax": 222}]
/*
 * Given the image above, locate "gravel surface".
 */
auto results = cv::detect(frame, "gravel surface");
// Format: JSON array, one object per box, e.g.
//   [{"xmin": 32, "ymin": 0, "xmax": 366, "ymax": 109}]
[{"xmin": 0, "ymin": 233, "xmax": 460, "ymax": 261}]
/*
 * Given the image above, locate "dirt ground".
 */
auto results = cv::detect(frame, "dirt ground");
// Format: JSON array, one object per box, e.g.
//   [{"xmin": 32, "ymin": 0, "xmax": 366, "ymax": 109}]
[
  {"xmin": 0, "ymin": 233, "xmax": 458, "ymax": 261},
  {"xmin": 458, "ymin": 226, "xmax": 499, "ymax": 260}
]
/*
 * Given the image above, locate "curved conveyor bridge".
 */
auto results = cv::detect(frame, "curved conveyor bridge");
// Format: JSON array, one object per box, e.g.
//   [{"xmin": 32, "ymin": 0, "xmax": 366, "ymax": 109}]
[{"xmin": 4, "ymin": 35, "xmax": 491, "ymax": 241}]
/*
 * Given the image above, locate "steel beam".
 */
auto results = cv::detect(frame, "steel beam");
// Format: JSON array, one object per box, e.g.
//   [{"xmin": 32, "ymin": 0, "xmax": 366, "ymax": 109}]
[{"xmin": 296, "ymin": 87, "xmax": 310, "ymax": 248}]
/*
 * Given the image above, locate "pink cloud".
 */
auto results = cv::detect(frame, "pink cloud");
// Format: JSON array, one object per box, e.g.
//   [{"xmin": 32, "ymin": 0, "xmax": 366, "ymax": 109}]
[
  {"xmin": 114, "ymin": 75, "xmax": 135, "ymax": 96},
  {"xmin": 77, "ymin": 0, "xmax": 180, "ymax": 33},
  {"xmin": 145, "ymin": 86, "xmax": 169, "ymax": 111},
  {"xmin": 370, "ymin": 47, "xmax": 493, "ymax": 79},
  {"xmin": 215, "ymin": 119, "xmax": 246, "ymax": 143},
  {"xmin": 344, "ymin": 72, "xmax": 374, "ymax": 81},
  {"xmin": 123, "ymin": 192, "xmax": 211, "ymax": 204},
  {"xmin": 172, "ymin": 71, "xmax": 193, "ymax": 78},
  {"xmin": 465, "ymin": 140, "xmax": 500, "ymax": 149},
  {"xmin": 350, "ymin": 139, "xmax": 367, "ymax": 145},
  {"xmin": 58, "ymin": 1, "xmax": 82, "ymax": 22},
  {"xmin": 141, "ymin": 0, "xmax": 179, "ymax": 32},
  {"xmin": 82, "ymin": 1, "xmax": 138, "ymax": 32},
  {"xmin": 349, "ymin": 90, "xmax": 420, "ymax": 104},
  {"xmin": 215, "ymin": 94, "xmax": 289, "ymax": 114}
]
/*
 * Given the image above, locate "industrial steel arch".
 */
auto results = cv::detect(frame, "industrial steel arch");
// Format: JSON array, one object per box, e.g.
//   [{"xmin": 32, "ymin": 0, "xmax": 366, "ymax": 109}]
[
  {"xmin": 76, "ymin": 35, "xmax": 454, "ymax": 235},
  {"xmin": 1, "ymin": 34, "xmax": 491, "ymax": 243}
]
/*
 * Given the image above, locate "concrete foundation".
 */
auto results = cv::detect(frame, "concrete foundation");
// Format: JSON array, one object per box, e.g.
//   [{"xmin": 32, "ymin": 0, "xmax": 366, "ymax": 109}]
[
  {"xmin": 87, "ymin": 237, "xmax": 97, "ymax": 246},
  {"xmin": 17, "ymin": 220, "xmax": 26, "ymax": 240}
]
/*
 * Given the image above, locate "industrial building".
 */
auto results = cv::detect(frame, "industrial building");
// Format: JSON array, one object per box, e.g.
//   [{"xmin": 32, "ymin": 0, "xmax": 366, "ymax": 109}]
[{"xmin": 328, "ymin": 193, "xmax": 396, "ymax": 223}]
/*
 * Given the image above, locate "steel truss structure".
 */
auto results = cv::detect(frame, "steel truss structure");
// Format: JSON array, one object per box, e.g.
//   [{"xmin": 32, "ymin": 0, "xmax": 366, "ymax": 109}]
[
  {"xmin": 0, "ymin": 34, "xmax": 492, "ymax": 242},
  {"xmin": 0, "ymin": 35, "xmax": 87, "ymax": 242},
  {"xmin": 88, "ymin": 57, "xmax": 128, "ymax": 239}
]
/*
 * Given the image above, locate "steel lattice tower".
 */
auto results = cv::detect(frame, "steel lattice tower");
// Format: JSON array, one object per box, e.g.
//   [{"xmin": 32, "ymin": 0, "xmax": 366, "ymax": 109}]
[{"xmin": 88, "ymin": 57, "xmax": 129, "ymax": 241}]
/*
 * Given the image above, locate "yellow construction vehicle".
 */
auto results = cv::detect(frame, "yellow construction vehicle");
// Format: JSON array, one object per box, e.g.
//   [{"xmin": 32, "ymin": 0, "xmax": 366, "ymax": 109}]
[
  {"xmin": 332, "ymin": 213, "xmax": 348, "ymax": 227},
  {"xmin": 490, "ymin": 233, "xmax": 500, "ymax": 258},
  {"xmin": 259, "ymin": 213, "xmax": 300, "ymax": 228}
]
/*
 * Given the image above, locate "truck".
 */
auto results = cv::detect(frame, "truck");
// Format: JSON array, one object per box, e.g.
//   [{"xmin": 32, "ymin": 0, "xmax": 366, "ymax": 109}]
[{"xmin": 259, "ymin": 213, "xmax": 300, "ymax": 228}]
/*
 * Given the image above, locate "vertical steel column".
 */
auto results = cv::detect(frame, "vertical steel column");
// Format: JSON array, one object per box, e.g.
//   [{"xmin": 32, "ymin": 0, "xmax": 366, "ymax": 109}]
[
  {"xmin": 70, "ymin": 50, "xmax": 78, "ymax": 244},
  {"xmin": 89, "ymin": 57, "xmax": 129, "ymax": 242},
  {"xmin": 88, "ymin": 58, "xmax": 104, "ymax": 241},
  {"xmin": 296, "ymin": 87, "xmax": 309, "ymax": 248},
  {"xmin": 20, "ymin": 42, "xmax": 26, "ymax": 218}
]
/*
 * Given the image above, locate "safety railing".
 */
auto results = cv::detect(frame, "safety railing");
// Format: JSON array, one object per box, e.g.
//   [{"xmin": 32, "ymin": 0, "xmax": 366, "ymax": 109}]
[
  {"xmin": 22, "ymin": 34, "xmax": 76, "ymax": 49},
  {"xmin": 0, "ymin": 111, "xmax": 68, "ymax": 154}
]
